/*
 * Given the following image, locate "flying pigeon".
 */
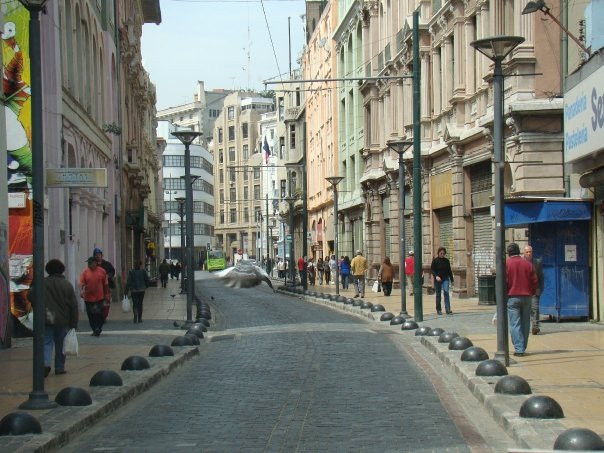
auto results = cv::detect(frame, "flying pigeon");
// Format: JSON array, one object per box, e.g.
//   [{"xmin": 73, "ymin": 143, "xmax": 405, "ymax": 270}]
[{"xmin": 215, "ymin": 260, "xmax": 274, "ymax": 291}]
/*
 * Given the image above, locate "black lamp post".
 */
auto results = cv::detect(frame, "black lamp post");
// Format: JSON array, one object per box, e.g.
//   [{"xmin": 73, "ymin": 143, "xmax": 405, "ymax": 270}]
[
  {"xmin": 175, "ymin": 197, "xmax": 186, "ymax": 295},
  {"xmin": 325, "ymin": 177, "xmax": 344, "ymax": 296},
  {"xmin": 171, "ymin": 130, "xmax": 201, "ymax": 329},
  {"xmin": 386, "ymin": 139, "xmax": 413, "ymax": 316},
  {"xmin": 18, "ymin": 0, "xmax": 56, "ymax": 411},
  {"xmin": 471, "ymin": 35, "xmax": 525, "ymax": 366},
  {"xmin": 268, "ymin": 225, "xmax": 274, "ymax": 276},
  {"xmin": 283, "ymin": 197, "xmax": 296, "ymax": 285},
  {"xmin": 165, "ymin": 190, "xmax": 177, "ymax": 259}
]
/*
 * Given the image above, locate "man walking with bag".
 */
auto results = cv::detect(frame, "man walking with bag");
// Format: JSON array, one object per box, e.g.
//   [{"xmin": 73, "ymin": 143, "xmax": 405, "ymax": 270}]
[{"xmin": 79, "ymin": 257, "xmax": 109, "ymax": 336}]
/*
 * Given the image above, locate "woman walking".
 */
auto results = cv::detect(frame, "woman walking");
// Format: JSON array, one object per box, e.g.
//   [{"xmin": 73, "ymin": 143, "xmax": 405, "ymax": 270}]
[
  {"xmin": 40, "ymin": 259, "xmax": 78, "ymax": 376},
  {"xmin": 340, "ymin": 256, "xmax": 351, "ymax": 289},
  {"xmin": 316, "ymin": 257, "xmax": 324, "ymax": 285},
  {"xmin": 125, "ymin": 260, "xmax": 152, "ymax": 323},
  {"xmin": 431, "ymin": 247, "xmax": 454, "ymax": 315},
  {"xmin": 378, "ymin": 257, "xmax": 395, "ymax": 296}
]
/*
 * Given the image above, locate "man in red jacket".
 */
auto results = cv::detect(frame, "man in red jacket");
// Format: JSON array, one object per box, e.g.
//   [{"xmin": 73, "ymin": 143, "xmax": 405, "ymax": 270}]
[{"xmin": 506, "ymin": 243, "xmax": 538, "ymax": 356}]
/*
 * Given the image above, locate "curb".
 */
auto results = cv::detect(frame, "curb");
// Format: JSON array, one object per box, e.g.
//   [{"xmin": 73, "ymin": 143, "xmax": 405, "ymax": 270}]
[
  {"xmin": 3, "ymin": 346, "xmax": 199, "ymax": 453},
  {"xmin": 279, "ymin": 289, "xmax": 568, "ymax": 450}
]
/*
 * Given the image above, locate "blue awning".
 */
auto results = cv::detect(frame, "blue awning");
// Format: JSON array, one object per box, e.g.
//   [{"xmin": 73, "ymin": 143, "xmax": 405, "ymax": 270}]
[{"xmin": 505, "ymin": 200, "xmax": 592, "ymax": 226}]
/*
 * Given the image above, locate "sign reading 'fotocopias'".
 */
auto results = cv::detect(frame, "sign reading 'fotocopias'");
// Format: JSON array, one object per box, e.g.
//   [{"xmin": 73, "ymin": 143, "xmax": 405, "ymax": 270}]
[{"xmin": 46, "ymin": 168, "xmax": 107, "ymax": 188}]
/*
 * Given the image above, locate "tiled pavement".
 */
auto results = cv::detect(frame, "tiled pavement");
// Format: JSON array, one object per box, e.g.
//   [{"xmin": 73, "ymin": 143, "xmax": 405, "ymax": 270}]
[{"xmin": 279, "ymin": 277, "xmax": 604, "ymax": 449}]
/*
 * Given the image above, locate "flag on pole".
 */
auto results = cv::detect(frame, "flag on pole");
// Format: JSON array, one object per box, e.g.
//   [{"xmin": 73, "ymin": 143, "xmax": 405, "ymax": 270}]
[{"xmin": 263, "ymin": 136, "xmax": 270, "ymax": 164}]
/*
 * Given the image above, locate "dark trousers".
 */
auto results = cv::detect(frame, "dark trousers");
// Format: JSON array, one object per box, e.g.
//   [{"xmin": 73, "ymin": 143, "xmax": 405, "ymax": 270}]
[
  {"xmin": 131, "ymin": 291, "xmax": 145, "ymax": 322},
  {"xmin": 160, "ymin": 275, "xmax": 168, "ymax": 288},
  {"xmin": 85, "ymin": 300, "xmax": 104, "ymax": 332},
  {"xmin": 382, "ymin": 281, "xmax": 393, "ymax": 296}
]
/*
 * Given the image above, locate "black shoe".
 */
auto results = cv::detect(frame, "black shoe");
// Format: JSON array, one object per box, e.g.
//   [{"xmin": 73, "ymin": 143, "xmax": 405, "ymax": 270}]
[
  {"xmin": 437, "ymin": 311, "xmax": 443, "ymax": 315},
  {"xmin": 44, "ymin": 366, "xmax": 51, "ymax": 378},
  {"xmin": 513, "ymin": 351, "xmax": 525, "ymax": 357},
  {"xmin": 446, "ymin": 310, "xmax": 453, "ymax": 315},
  {"xmin": 93, "ymin": 328, "xmax": 101, "ymax": 336},
  {"xmin": 55, "ymin": 370, "xmax": 66, "ymax": 375}
]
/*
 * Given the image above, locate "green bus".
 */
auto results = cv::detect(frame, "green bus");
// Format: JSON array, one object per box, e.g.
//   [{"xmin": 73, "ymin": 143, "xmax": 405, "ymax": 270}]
[{"xmin": 207, "ymin": 250, "xmax": 226, "ymax": 271}]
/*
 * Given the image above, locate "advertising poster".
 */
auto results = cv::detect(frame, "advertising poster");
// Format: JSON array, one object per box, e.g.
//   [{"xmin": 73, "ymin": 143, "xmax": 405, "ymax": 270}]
[{"xmin": 2, "ymin": 3, "xmax": 34, "ymax": 335}]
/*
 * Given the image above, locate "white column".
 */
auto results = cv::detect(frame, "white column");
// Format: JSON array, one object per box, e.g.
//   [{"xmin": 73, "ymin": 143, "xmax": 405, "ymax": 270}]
[
  {"xmin": 421, "ymin": 51, "xmax": 431, "ymax": 119},
  {"xmin": 465, "ymin": 18, "xmax": 476, "ymax": 96},
  {"xmin": 432, "ymin": 47, "xmax": 441, "ymax": 115}
]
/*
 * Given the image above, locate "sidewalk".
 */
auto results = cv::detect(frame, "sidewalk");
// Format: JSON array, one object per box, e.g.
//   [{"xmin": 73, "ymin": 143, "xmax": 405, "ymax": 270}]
[
  {"xmin": 280, "ymin": 278, "xmax": 604, "ymax": 449},
  {"xmin": 0, "ymin": 277, "xmax": 199, "ymax": 452}
]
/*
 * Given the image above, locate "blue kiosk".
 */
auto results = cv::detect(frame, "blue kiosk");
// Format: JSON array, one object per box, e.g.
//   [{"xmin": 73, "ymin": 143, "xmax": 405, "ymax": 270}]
[{"xmin": 505, "ymin": 199, "xmax": 592, "ymax": 321}]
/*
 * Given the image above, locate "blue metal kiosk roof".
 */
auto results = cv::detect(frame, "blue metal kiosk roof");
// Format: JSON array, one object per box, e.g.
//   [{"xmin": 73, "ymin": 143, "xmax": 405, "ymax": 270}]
[{"xmin": 504, "ymin": 199, "xmax": 592, "ymax": 227}]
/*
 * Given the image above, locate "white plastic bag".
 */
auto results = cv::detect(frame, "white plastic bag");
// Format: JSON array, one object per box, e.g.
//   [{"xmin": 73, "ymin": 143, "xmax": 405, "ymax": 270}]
[
  {"xmin": 78, "ymin": 297, "xmax": 86, "ymax": 313},
  {"xmin": 371, "ymin": 280, "xmax": 379, "ymax": 293},
  {"xmin": 62, "ymin": 328, "xmax": 78, "ymax": 356},
  {"xmin": 121, "ymin": 295, "xmax": 131, "ymax": 313},
  {"xmin": 18, "ymin": 312, "xmax": 34, "ymax": 331}
]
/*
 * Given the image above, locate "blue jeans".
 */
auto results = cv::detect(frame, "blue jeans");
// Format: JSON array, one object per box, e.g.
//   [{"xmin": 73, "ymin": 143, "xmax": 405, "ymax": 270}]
[
  {"xmin": 354, "ymin": 276, "xmax": 365, "ymax": 297},
  {"xmin": 434, "ymin": 278, "xmax": 451, "ymax": 312},
  {"xmin": 44, "ymin": 325, "xmax": 69, "ymax": 372},
  {"xmin": 342, "ymin": 274, "xmax": 350, "ymax": 289},
  {"xmin": 508, "ymin": 296, "xmax": 531, "ymax": 353}
]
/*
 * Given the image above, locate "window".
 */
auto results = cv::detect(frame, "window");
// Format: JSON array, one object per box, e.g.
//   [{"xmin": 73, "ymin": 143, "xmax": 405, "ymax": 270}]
[
  {"xmin": 254, "ymin": 167, "xmax": 260, "ymax": 179},
  {"xmin": 229, "ymin": 169, "xmax": 236, "ymax": 182},
  {"xmin": 254, "ymin": 208, "xmax": 261, "ymax": 223},
  {"xmin": 230, "ymin": 208, "xmax": 237, "ymax": 223},
  {"xmin": 228, "ymin": 126, "xmax": 235, "ymax": 141},
  {"xmin": 242, "ymin": 144, "xmax": 249, "ymax": 160},
  {"xmin": 164, "ymin": 178, "xmax": 185, "ymax": 190},
  {"xmin": 229, "ymin": 187, "xmax": 236, "ymax": 201},
  {"xmin": 229, "ymin": 147, "xmax": 236, "ymax": 161},
  {"xmin": 219, "ymin": 189, "xmax": 224, "ymax": 203},
  {"xmin": 280, "ymin": 180, "xmax": 286, "ymax": 199},
  {"xmin": 244, "ymin": 186, "xmax": 249, "ymax": 200},
  {"xmin": 227, "ymin": 106, "xmax": 234, "ymax": 120},
  {"xmin": 296, "ymin": 88, "xmax": 301, "ymax": 106},
  {"xmin": 254, "ymin": 184, "xmax": 260, "ymax": 200},
  {"xmin": 164, "ymin": 201, "xmax": 178, "ymax": 213},
  {"xmin": 218, "ymin": 128, "xmax": 223, "ymax": 143},
  {"xmin": 244, "ymin": 207, "xmax": 249, "ymax": 222},
  {"xmin": 202, "ymin": 158, "xmax": 213, "ymax": 174},
  {"xmin": 242, "ymin": 123, "xmax": 248, "ymax": 139},
  {"xmin": 243, "ymin": 168, "xmax": 249, "ymax": 181},
  {"xmin": 163, "ymin": 155, "xmax": 183, "ymax": 167},
  {"xmin": 290, "ymin": 124, "xmax": 296, "ymax": 149},
  {"xmin": 290, "ymin": 171, "xmax": 297, "ymax": 193},
  {"xmin": 278, "ymin": 98, "xmax": 284, "ymax": 121},
  {"xmin": 220, "ymin": 210, "xmax": 225, "ymax": 224},
  {"xmin": 219, "ymin": 171, "xmax": 224, "ymax": 183},
  {"xmin": 219, "ymin": 150, "xmax": 223, "ymax": 164},
  {"xmin": 279, "ymin": 137, "xmax": 285, "ymax": 159}
]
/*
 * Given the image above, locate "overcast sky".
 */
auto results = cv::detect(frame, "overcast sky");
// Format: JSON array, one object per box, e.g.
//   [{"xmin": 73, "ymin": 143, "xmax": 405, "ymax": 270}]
[{"xmin": 141, "ymin": 0, "xmax": 306, "ymax": 110}]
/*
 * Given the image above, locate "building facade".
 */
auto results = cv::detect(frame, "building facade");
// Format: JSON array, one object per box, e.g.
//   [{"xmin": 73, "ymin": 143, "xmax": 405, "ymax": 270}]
[
  {"xmin": 158, "ymin": 122, "xmax": 215, "ymax": 265},
  {"xmin": 303, "ymin": 0, "xmax": 339, "ymax": 263},
  {"xmin": 212, "ymin": 91, "xmax": 274, "ymax": 262},
  {"xmin": 157, "ymin": 81, "xmax": 232, "ymax": 147},
  {"xmin": 334, "ymin": 0, "xmax": 366, "ymax": 261}
]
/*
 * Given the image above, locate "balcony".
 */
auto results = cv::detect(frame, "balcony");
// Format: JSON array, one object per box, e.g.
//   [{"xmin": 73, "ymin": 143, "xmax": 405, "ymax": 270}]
[{"xmin": 285, "ymin": 106, "xmax": 301, "ymax": 121}]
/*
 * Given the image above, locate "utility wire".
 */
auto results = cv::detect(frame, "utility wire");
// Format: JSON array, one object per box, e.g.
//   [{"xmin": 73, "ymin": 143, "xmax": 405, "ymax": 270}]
[{"xmin": 259, "ymin": 0, "xmax": 283, "ymax": 85}]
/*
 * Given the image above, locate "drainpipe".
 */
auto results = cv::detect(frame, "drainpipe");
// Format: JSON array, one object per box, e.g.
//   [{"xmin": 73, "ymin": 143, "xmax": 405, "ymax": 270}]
[{"xmin": 561, "ymin": 0, "xmax": 570, "ymax": 197}]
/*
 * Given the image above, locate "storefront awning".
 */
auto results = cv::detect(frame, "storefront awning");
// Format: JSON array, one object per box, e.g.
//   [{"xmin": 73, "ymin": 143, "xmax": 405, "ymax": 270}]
[{"xmin": 505, "ymin": 199, "xmax": 592, "ymax": 227}]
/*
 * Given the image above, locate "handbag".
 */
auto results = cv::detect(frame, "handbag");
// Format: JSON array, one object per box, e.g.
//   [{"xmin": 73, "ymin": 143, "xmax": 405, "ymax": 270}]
[
  {"xmin": 121, "ymin": 295, "xmax": 131, "ymax": 313},
  {"xmin": 372, "ymin": 280, "xmax": 379, "ymax": 293},
  {"xmin": 63, "ymin": 328, "xmax": 79, "ymax": 356}
]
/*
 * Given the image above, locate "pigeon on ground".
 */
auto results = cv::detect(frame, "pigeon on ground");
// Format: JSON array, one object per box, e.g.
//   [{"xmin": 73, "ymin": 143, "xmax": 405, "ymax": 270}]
[{"xmin": 215, "ymin": 260, "xmax": 274, "ymax": 291}]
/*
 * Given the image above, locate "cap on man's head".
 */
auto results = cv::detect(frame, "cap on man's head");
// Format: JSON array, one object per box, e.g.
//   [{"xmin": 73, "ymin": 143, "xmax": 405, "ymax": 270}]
[
  {"xmin": 93, "ymin": 247, "xmax": 103, "ymax": 255},
  {"xmin": 356, "ymin": 250, "xmax": 362, "ymax": 255},
  {"xmin": 507, "ymin": 243, "xmax": 521, "ymax": 256},
  {"xmin": 87, "ymin": 256, "xmax": 97, "ymax": 265},
  {"xmin": 408, "ymin": 250, "xmax": 414, "ymax": 255}
]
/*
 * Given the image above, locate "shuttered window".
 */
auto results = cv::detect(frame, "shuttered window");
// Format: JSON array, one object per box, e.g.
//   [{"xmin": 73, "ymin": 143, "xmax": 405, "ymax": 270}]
[
  {"xmin": 437, "ymin": 207, "xmax": 453, "ymax": 252},
  {"xmin": 472, "ymin": 209, "xmax": 493, "ymax": 288}
]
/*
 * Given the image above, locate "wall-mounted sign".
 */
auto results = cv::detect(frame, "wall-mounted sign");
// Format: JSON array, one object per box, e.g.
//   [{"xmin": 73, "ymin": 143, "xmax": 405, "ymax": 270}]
[
  {"xmin": 8, "ymin": 192, "xmax": 26, "ymax": 209},
  {"xmin": 46, "ymin": 168, "xmax": 107, "ymax": 188}
]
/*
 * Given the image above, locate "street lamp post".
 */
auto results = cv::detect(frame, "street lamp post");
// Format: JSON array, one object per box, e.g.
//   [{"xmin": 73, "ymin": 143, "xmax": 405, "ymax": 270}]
[
  {"xmin": 172, "ymin": 130, "xmax": 202, "ymax": 329},
  {"xmin": 175, "ymin": 197, "xmax": 186, "ymax": 295},
  {"xmin": 386, "ymin": 139, "xmax": 413, "ymax": 316},
  {"xmin": 165, "ymin": 190, "xmax": 177, "ymax": 259},
  {"xmin": 284, "ymin": 197, "xmax": 296, "ymax": 285},
  {"xmin": 18, "ymin": 0, "xmax": 56, "ymax": 411},
  {"xmin": 268, "ymin": 225, "xmax": 274, "ymax": 276},
  {"xmin": 325, "ymin": 177, "xmax": 344, "ymax": 296},
  {"xmin": 471, "ymin": 35, "xmax": 525, "ymax": 366}
]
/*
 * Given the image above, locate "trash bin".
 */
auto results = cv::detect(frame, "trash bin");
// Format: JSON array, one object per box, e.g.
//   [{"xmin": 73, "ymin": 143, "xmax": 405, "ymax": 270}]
[{"xmin": 477, "ymin": 275, "xmax": 496, "ymax": 305}]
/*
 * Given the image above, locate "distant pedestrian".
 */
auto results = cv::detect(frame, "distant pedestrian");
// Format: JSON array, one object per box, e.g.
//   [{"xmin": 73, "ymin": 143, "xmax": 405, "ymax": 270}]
[
  {"xmin": 378, "ymin": 257, "xmax": 395, "ymax": 296},
  {"xmin": 307, "ymin": 258, "xmax": 316, "ymax": 285},
  {"xmin": 170, "ymin": 261, "xmax": 176, "ymax": 279},
  {"xmin": 524, "ymin": 245, "xmax": 544, "ymax": 335},
  {"xmin": 405, "ymin": 251, "xmax": 415, "ymax": 296},
  {"xmin": 329, "ymin": 255, "xmax": 337, "ymax": 284},
  {"xmin": 93, "ymin": 248, "xmax": 115, "ymax": 322},
  {"xmin": 125, "ymin": 260, "xmax": 152, "ymax": 324},
  {"xmin": 316, "ymin": 257, "xmax": 325, "ymax": 285},
  {"xmin": 507, "ymin": 243, "xmax": 538, "ymax": 356},
  {"xmin": 340, "ymin": 256, "xmax": 351, "ymax": 289},
  {"xmin": 350, "ymin": 250, "xmax": 368, "ymax": 298},
  {"xmin": 324, "ymin": 258, "xmax": 331, "ymax": 287},
  {"xmin": 431, "ymin": 247, "xmax": 454, "ymax": 315},
  {"xmin": 297, "ymin": 256, "xmax": 306, "ymax": 283},
  {"xmin": 277, "ymin": 258, "xmax": 285, "ymax": 279},
  {"xmin": 79, "ymin": 257, "xmax": 109, "ymax": 336},
  {"xmin": 158, "ymin": 259, "xmax": 170, "ymax": 288},
  {"xmin": 41, "ymin": 259, "xmax": 78, "ymax": 377},
  {"xmin": 175, "ymin": 261, "xmax": 182, "ymax": 280}
]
